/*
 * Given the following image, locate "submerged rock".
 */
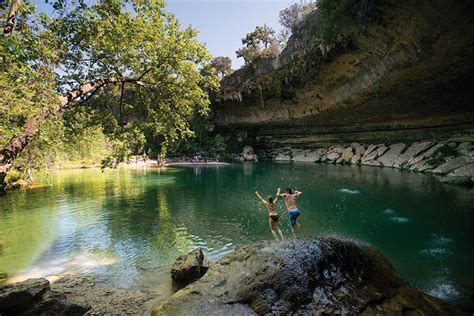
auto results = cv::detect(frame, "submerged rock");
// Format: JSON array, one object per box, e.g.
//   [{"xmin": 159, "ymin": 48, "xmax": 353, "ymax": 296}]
[
  {"xmin": 439, "ymin": 175, "xmax": 472, "ymax": 185},
  {"xmin": 153, "ymin": 237, "xmax": 462, "ymax": 315},
  {"xmin": 171, "ymin": 248, "xmax": 209, "ymax": 285}
]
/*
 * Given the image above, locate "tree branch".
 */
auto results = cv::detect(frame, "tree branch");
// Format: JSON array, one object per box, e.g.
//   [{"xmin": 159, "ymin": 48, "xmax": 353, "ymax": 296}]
[{"xmin": 3, "ymin": 0, "xmax": 22, "ymax": 36}]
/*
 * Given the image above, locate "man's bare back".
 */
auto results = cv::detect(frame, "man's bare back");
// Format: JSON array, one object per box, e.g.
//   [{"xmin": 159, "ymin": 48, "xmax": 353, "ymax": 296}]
[{"xmin": 277, "ymin": 187, "xmax": 303, "ymax": 237}]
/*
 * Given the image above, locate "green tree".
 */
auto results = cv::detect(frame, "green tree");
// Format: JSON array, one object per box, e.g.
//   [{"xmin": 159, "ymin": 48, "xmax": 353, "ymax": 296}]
[
  {"xmin": 279, "ymin": 0, "xmax": 316, "ymax": 33},
  {"xmin": 236, "ymin": 24, "xmax": 277, "ymax": 65},
  {"xmin": 209, "ymin": 56, "xmax": 233, "ymax": 78},
  {"xmin": 0, "ymin": 0, "xmax": 219, "ymax": 190}
]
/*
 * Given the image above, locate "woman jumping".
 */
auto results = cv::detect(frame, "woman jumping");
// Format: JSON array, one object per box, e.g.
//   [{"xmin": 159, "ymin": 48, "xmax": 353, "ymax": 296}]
[{"xmin": 255, "ymin": 188, "xmax": 285, "ymax": 241}]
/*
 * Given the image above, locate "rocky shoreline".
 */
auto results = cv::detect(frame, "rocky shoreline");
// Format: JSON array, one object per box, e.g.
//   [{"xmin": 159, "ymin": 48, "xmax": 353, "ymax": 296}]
[
  {"xmin": 153, "ymin": 237, "xmax": 466, "ymax": 315},
  {"xmin": 0, "ymin": 275, "xmax": 156, "ymax": 315},
  {"xmin": 253, "ymin": 141, "xmax": 474, "ymax": 185},
  {"xmin": 1, "ymin": 237, "xmax": 469, "ymax": 315}
]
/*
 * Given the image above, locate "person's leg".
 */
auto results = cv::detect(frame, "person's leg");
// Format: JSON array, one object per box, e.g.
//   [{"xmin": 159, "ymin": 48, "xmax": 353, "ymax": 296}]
[
  {"xmin": 296, "ymin": 218, "xmax": 302, "ymax": 230},
  {"xmin": 290, "ymin": 212, "xmax": 297, "ymax": 237},
  {"xmin": 290, "ymin": 223, "xmax": 296, "ymax": 237},
  {"xmin": 276, "ymin": 222, "xmax": 285, "ymax": 240},
  {"xmin": 269, "ymin": 218, "xmax": 279, "ymax": 241}
]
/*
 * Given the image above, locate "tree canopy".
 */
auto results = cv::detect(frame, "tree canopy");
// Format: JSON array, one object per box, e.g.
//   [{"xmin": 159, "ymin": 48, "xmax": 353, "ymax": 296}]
[
  {"xmin": 279, "ymin": 0, "xmax": 316, "ymax": 34},
  {"xmin": 209, "ymin": 56, "xmax": 233, "ymax": 78},
  {"xmin": 235, "ymin": 24, "xmax": 279, "ymax": 65},
  {"xmin": 0, "ymin": 0, "xmax": 220, "ymax": 189}
]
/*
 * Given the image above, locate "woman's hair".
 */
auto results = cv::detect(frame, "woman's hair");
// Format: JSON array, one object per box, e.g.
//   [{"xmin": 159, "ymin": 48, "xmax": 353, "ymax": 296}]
[
  {"xmin": 268, "ymin": 196, "xmax": 274, "ymax": 203},
  {"xmin": 286, "ymin": 188, "xmax": 292, "ymax": 194}
]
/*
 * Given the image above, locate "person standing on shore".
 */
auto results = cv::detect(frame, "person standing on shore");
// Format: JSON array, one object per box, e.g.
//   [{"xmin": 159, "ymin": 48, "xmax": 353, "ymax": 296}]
[
  {"xmin": 255, "ymin": 189, "xmax": 285, "ymax": 241},
  {"xmin": 278, "ymin": 188, "xmax": 303, "ymax": 237}
]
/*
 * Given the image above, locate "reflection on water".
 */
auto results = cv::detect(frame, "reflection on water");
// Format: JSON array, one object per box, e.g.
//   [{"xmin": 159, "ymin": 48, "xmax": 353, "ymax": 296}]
[{"xmin": 0, "ymin": 163, "xmax": 473, "ymax": 309}]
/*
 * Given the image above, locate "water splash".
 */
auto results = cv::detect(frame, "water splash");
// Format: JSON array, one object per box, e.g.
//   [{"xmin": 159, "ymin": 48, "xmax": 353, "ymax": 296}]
[
  {"xmin": 420, "ymin": 248, "xmax": 453, "ymax": 257},
  {"xmin": 383, "ymin": 208, "xmax": 395, "ymax": 214},
  {"xmin": 431, "ymin": 234, "xmax": 453, "ymax": 246},
  {"xmin": 339, "ymin": 188, "xmax": 360, "ymax": 194},
  {"xmin": 390, "ymin": 217, "xmax": 409, "ymax": 223},
  {"xmin": 428, "ymin": 282, "xmax": 460, "ymax": 300}
]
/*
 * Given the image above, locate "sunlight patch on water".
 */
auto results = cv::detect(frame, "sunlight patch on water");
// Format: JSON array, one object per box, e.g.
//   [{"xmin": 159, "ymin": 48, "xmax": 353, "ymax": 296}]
[
  {"xmin": 383, "ymin": 208, "xmax": 395, "ymax": 214},
  {"xmin": 8, "ymin": 251, "xmax": 118, "ymax": 283},
  {"xmin": 390, "ymin": 217, "xmax": 409, "ymax": 223},
  {"xmin": 339, "ymin": 188, "xmax": 360, "ymax": 194}
]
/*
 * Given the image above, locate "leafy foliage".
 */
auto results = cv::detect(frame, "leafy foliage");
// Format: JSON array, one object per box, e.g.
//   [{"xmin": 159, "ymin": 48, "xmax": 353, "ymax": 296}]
[
  {"xmin": 209, "ymin": 57, "xmax": 233, "ymax": 78},
  {"xmin": 236, "ymin": 24, "xmax": 279, "ymax": 65},
  {"xmin": 279, "ymin": 0, "xmax": 316, "ymax": 33},
  {"xmin": 315, "ymin": 0, "xmax": 377, "ymax": 44},
  {"xmin": 0, "ymin": 0, "xmax": 220, "ymax": 177}
]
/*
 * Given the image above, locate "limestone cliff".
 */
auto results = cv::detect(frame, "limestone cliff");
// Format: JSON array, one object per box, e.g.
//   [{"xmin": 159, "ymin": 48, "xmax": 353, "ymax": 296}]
[{"xmin": 212, "ymin": 0, "xmax": 474, "ymax": 150}]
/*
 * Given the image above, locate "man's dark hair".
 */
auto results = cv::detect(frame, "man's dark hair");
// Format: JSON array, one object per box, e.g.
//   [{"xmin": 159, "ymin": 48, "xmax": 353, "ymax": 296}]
[
  {"xmin": 286, "ymin": 188, "xmax": 292, "ymax": 194},
  {"xmin": 268, "ymin": 196, "xmax": 274, "ymax": 203}
]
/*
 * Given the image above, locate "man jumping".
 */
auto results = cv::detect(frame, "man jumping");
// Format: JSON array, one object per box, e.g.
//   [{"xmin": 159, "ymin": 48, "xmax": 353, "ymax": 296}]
[{"xmin": 278, "ymin": 187, "xmax": 302, "ymax": 237}]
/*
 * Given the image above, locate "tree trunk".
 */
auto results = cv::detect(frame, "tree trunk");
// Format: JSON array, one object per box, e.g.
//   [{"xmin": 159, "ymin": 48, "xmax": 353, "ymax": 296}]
[
  {"xmin": 0, "ymin": 76, "xmax": 128, "ymax": 191},
  {"xmin": 3, "ymin": 0, "xmax": 22, "ymax": 36}
]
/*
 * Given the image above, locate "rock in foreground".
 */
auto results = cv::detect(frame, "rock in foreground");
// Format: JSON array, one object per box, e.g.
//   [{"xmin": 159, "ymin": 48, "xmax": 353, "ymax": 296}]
[
  {"xmin": 171, "ymin": 248, "xmax": 209, "ymax": 285},
  {"xmin": 153, "ymin": 237, "xmax": 463, "ymax": 315},
  {"xmin": 0, "ymin": 275, "xmax": 150, "ymax": 316}
]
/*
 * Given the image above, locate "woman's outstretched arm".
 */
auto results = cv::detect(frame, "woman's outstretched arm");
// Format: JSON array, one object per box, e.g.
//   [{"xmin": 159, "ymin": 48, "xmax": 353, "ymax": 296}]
[{"xmin": 255, "ymin": 191, "xmax": 268, "ymax": 205}]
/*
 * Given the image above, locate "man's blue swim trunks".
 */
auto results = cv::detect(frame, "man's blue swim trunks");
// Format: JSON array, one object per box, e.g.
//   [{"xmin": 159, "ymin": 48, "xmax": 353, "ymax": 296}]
[{"xmin": 288, "ymin": 209, "xmax": 301, "ymax": 226}]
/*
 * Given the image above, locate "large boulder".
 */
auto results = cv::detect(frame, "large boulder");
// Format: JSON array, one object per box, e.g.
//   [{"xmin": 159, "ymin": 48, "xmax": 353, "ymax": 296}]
[
  {"xmin": 350, "ymin": 153, "xmax": 362, "ymax": 164},
  {"xmin": 0, "ymin": 275, "xmax": 151, "ymax": 316},
  {"xmin": 274, "ymin": 152, "xmax": 291, "ymax": 161},
  {"xmin": 292, "ymin": 151, "xmax": 320, "ymax": 163},
  {"xmin": 242, "ymin": 146, "xmax": 258, "ymax": 161},
  {"xmin": 440, "ymin": 162, "xmax": 474, "ymax": 184},
  {"xmin": 153, "ymin": 237, "xmax": 462, "ymax": 315},
  {"xmin": 171, "ymin": 248, "xmax": 209, "ymax": 285},
  {"xmin": 0, "ymin": 278, "xmax": 88, "ymax": 316},
  {"xmin": 0, "ymin": 278, "xmax": 49, "ymax": 313},
  {"xmin": 431, "ymin": 157, "xmax": 469, "ymax": 174},
  {"xmin": 361, "ymin": 144, "xmax": 377, "ymax": 160},
  {"xmin": 449, "ymin": 162, "xmax": 474, "ymax": 178},
  {"xmin": 377, "ymin": 143, "xmax": 407, "ymax": 167},
  {"xmin": 354, "ymin": 145, "xmax": 366, "ymax": 156},
  {"xmin": 341, "ymin": 147, "xmax": 353, "ymax": 163},
  {"xmin": 326, "ymin": 152, "xmax": 340, "ymax": 162},
  {"xmin": 392, "ymin": 141, "xmax": 433, "ymax": 168}
]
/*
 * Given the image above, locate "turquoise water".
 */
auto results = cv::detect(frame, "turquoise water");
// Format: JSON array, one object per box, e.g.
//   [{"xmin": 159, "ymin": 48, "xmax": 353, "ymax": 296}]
[{"xmin": 0, "ymin": 163, "xmax": 473, "ymax": 309}]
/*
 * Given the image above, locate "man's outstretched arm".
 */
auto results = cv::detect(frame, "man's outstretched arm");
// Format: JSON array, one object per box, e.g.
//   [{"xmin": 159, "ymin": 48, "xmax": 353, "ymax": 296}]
[{"xmin": 274, "ymin": 188, "xmax": 281, "ymax": 203}]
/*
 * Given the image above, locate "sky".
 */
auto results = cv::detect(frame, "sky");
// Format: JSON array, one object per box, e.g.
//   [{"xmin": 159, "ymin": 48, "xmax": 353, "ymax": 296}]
[
  {"xmin": 166, "ymin": 0, "xmax": 296, "ymax": 69},
  {"xmin": 34, "ymin": 0, "xmax": 297, "ymax": 69}
]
